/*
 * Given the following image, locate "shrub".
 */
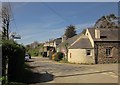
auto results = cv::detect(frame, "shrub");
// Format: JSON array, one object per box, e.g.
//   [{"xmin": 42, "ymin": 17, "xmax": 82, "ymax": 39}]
[
  {"xmin": 2, "ymin": 40, "xmax": 26, "ymax": 82},
  {"xmin": 52, "ymin": 53, "xmax": 56, "ymax": 60},
  {"xmin": 54, "ymin": 52, "xmax": 64, "ymax": 61},
  {"xmin": 27, "ymin": 49, "xmax": 39, "ymax": 57}
]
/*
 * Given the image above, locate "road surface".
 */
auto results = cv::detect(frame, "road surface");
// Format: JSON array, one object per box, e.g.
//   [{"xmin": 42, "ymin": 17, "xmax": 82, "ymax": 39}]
[{"xmin": 27, "ymin": 57, "xmax": 118, "ymax": 84}]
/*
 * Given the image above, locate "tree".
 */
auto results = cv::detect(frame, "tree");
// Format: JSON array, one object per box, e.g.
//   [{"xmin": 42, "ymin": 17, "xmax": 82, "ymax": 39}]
[
  {"xmin": 94, "ymin": 14, "xmax": 119, "ymax": 28},
  {"xmin": 81, "ymin": 29, "xmax": 86, "ymax": 34},
  {"xmin": 2, "ymin": 3, "xmax": 11, "ymax": 40},
  {"xmin": 1, "ymin": 3, "xmax": 12, "ymax": 84},
  {"xmin": 64, "ymin": 25, "xmax": 77, "ymax": 39}
]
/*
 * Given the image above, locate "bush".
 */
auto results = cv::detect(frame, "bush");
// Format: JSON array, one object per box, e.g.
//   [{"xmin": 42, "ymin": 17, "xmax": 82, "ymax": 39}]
[
  {"xmin": 54, "ymin": 52, "xmax": 64, "ymax": 61},
  {"xmin": 2, "ymin": 40, "xmax": 26, "ymax": 82},
  {"xmin": 52, "ymin": 53, "xmax": 56, "ymax": 60},
  {"xmin": 27, "ymin": 49, "xmax": 39, "ymax": 57}
]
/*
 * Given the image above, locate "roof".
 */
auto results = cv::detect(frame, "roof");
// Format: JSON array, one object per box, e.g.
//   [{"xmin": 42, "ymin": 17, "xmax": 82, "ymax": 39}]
[
  {"xmin": 44, "ymin": 37, "xmax": 62, "ymax": 45},
  {"xmin": 53, "ymin": 37, "xmax": 62, "ymax": 45},
  {"xmin": 69, "ymin": 38, "xmax": 93, "ymax": 49},
  {"xmin": 88, "ymin": 28, "xmax": 120, "ymax": 41},
  {"xmin": 58, "ymin": 32, "xmax": 84, "ymax": 48}
]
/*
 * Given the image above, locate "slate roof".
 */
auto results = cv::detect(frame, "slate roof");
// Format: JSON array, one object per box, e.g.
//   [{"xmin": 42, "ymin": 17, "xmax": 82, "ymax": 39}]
[
  {"xmin": 58, "ymin": 28, "xmax": 119, "ymax": 50},
  {"xmin": 69, "ymin": 38, "xmax": 93, "ymax": 49},
  {"xmin": 53, "ymin": 37, "xmax": 62, "ymax": 45},
  {"xmin": 44, "ymin": 37, "xmax": 62, "ymax": 45},
  {"xmin": 88, "ymin": 28, "xmax": 120, "ymax": 41},
  {"xmin": 58, "ymin": 33, "xmax": 84, "ymax": 48}
]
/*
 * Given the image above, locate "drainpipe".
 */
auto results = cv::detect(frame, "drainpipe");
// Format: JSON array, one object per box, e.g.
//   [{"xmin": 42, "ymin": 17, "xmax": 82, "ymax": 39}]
[{"xmin": 95, "ymin": 43, "xmax": 98, "ymax": 64}]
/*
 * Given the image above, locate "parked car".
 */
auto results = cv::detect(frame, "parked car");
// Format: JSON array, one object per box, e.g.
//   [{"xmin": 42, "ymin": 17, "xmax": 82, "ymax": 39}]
[
  {"xmin": 28, "ymin": 53, "xmax": 31, "ymax": 59},
  {"xmin": 25, "ymin": 54, "xmax": 30, "ymax": 61}
]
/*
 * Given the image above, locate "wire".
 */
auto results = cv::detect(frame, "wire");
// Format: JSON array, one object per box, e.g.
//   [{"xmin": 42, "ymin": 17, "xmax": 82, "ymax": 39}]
[
  {"xmin": 8, "ymin": 1, "xmax": 20, "ymax": 35},
  {"xmin": 41, "ymin": 2, "xmax": 72, "ymax": 24}
]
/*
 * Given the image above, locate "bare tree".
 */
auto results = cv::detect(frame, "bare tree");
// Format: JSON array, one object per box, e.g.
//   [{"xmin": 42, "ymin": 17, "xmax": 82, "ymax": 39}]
[
  {"xmin": 2, "ymin": 3, "xmax": 11, "ymax": 40},
  {"xmin": 1, "ymin": 3, "xmax": 11, "ymax": 84}
]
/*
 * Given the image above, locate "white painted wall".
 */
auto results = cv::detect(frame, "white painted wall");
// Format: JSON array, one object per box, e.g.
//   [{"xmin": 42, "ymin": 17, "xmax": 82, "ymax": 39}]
[
  {"xmin": 85, "ymin": 29, "xmax": 94, "ymax": 47},
  {"xmin": 44, "ymin": 42, "xmax": 55, "ymax": 47},
  {"xmin": 85, "ymin": 29, "xmax": 95, "ymax": 62},
  {"xmin": 68, "ymin": 49, "xmax": 95, "ymax": 64}
]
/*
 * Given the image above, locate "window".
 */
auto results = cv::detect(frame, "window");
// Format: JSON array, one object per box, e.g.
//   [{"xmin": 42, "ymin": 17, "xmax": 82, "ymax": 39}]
[
  {"xmin": 86, "ymin": 49, "xmax": 91, "ymax": 56},
  {"xmin": 100, "ymin": 36, "xmax": 107, "ymax": 38},
  {"xmin": 106, "ymin": 48, "xmax": 111, "ymax": 56},
  {"xmin": 70, "ymin": 53, "xmax": 72, "ymax": 58}
]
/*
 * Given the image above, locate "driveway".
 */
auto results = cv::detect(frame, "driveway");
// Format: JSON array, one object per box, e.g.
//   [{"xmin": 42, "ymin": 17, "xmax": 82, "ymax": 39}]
[{"xmin": 27, "ymin": 57, "xmax": 118, "ymax": 84}]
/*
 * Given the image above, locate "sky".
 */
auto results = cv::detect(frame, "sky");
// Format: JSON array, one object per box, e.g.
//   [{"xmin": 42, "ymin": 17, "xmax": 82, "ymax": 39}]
[{"xmin": 9, "ymin": 2, "xmax": 118, "ymax": 45}]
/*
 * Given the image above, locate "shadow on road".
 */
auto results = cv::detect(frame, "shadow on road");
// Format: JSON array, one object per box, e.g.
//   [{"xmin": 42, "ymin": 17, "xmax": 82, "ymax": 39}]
[
  {"xmin": 25, "ymin": 60, "xmax": 34, "ymax": 63},
  {"xmin": 25, "ymin": 71, "xmax": 54, "ymax": 84},
  {"xmin": 21, "ymin": 64, "xmax": 54, "ymax": 84},
  {"xmin": 55, "ymin": 70, "xmax": 114, "ymax": 78}
]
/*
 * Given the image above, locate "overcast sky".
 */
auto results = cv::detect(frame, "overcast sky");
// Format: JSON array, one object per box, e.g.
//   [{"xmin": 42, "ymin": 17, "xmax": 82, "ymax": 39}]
[{"xmin": 9, "ymin": 2, "xmax": 118, "ymax": 45}]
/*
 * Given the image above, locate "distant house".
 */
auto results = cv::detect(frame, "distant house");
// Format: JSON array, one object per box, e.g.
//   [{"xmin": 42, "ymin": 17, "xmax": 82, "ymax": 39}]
[
  {"xmin": 29, "ymin": 41, "xmax": 39, "ymax": 48},
  {"xmin": 44, "ymin": 38, "xmax": 62, "ymax": 48},
  {"xmin": 63, "ymin": 28, "xmax": 119, "ymax": 64},
  {"xmin": 43, "ymin": 37, "xmax": 62, "ymax": 58}
]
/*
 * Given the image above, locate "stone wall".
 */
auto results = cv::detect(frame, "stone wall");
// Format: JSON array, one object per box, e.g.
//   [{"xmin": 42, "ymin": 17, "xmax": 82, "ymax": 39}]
[{"xmin": 94, "ymin": 41, "xmax": 120, "ymax": 64}]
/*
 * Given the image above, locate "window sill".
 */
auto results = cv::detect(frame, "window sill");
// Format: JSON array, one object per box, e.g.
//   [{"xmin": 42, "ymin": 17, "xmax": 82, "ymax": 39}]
[{"xmin": 106, "ymin": 56, "xmax": 112, "ymax": 58}]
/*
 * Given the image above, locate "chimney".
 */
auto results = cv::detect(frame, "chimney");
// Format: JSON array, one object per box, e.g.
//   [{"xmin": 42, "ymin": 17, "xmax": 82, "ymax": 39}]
[
  {"xmin": 62, "ymin": 35, "xmax": 66, "ymax": 42},
  {"xmin": 95, "ymin": 28, "xmax": 100, "ymax": 38}
]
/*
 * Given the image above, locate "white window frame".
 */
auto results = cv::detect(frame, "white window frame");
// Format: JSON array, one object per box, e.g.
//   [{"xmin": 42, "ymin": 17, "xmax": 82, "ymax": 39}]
[{"xmin": 106, "ymin": 48, "xmax": 112, "ymax": 57}]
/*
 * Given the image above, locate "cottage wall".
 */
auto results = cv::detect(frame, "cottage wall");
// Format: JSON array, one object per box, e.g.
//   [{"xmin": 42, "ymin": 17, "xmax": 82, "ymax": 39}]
[
  {"xmin": 68, "ymin": 49, "xmax": 95, "ymax": 64},
  {"xmin": 94, "ymin": 42, "xmax": 120, "ymax": 64},
  {"xmin": 85, "ymin": 29, "xmax": 94, "ymax": 47}
]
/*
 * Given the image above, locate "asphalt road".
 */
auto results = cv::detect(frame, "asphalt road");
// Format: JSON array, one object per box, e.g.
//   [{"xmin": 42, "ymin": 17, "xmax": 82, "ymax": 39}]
[{"xmin": 28, "ymin": 57, "xmax": 118, "ymax": 84}]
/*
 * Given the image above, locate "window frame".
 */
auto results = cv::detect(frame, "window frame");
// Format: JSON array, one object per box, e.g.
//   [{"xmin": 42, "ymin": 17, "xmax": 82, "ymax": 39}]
[{"xmin": 106, "ymin": 48, "xmax": 112, "ymax": 57}]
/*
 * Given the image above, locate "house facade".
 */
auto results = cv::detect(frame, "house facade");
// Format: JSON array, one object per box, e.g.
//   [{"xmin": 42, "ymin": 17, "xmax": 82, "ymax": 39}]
[
  {"xmin": 88, "ymin": 28, "xmax": 120, "ymax": 64},
  {"xmin": 68, "ymin": 35, "xmax": 95, "ymax": 64},
  {"xmin": 42, "ymin": 38, "xmax": 62, "ymax": 58},
  {"xmin": 67, "ymin": 28, "xmax": 120, "ymax": 64}
]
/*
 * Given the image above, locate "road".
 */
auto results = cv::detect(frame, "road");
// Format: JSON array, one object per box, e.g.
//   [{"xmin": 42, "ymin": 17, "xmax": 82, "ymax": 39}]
[{"xmin": 27, "ymin": 57, "xmax": 118, "ymax": 84}]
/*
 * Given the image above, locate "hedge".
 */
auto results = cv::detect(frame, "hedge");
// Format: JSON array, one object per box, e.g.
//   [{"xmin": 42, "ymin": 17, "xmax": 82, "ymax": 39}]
[
  {"xmin": 2, "ymin": 40, "xmax": 26, "ymax": 82},
  {"xmin": 54, "ymin": 52, "xmax": 64, "ymax": 61}
]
